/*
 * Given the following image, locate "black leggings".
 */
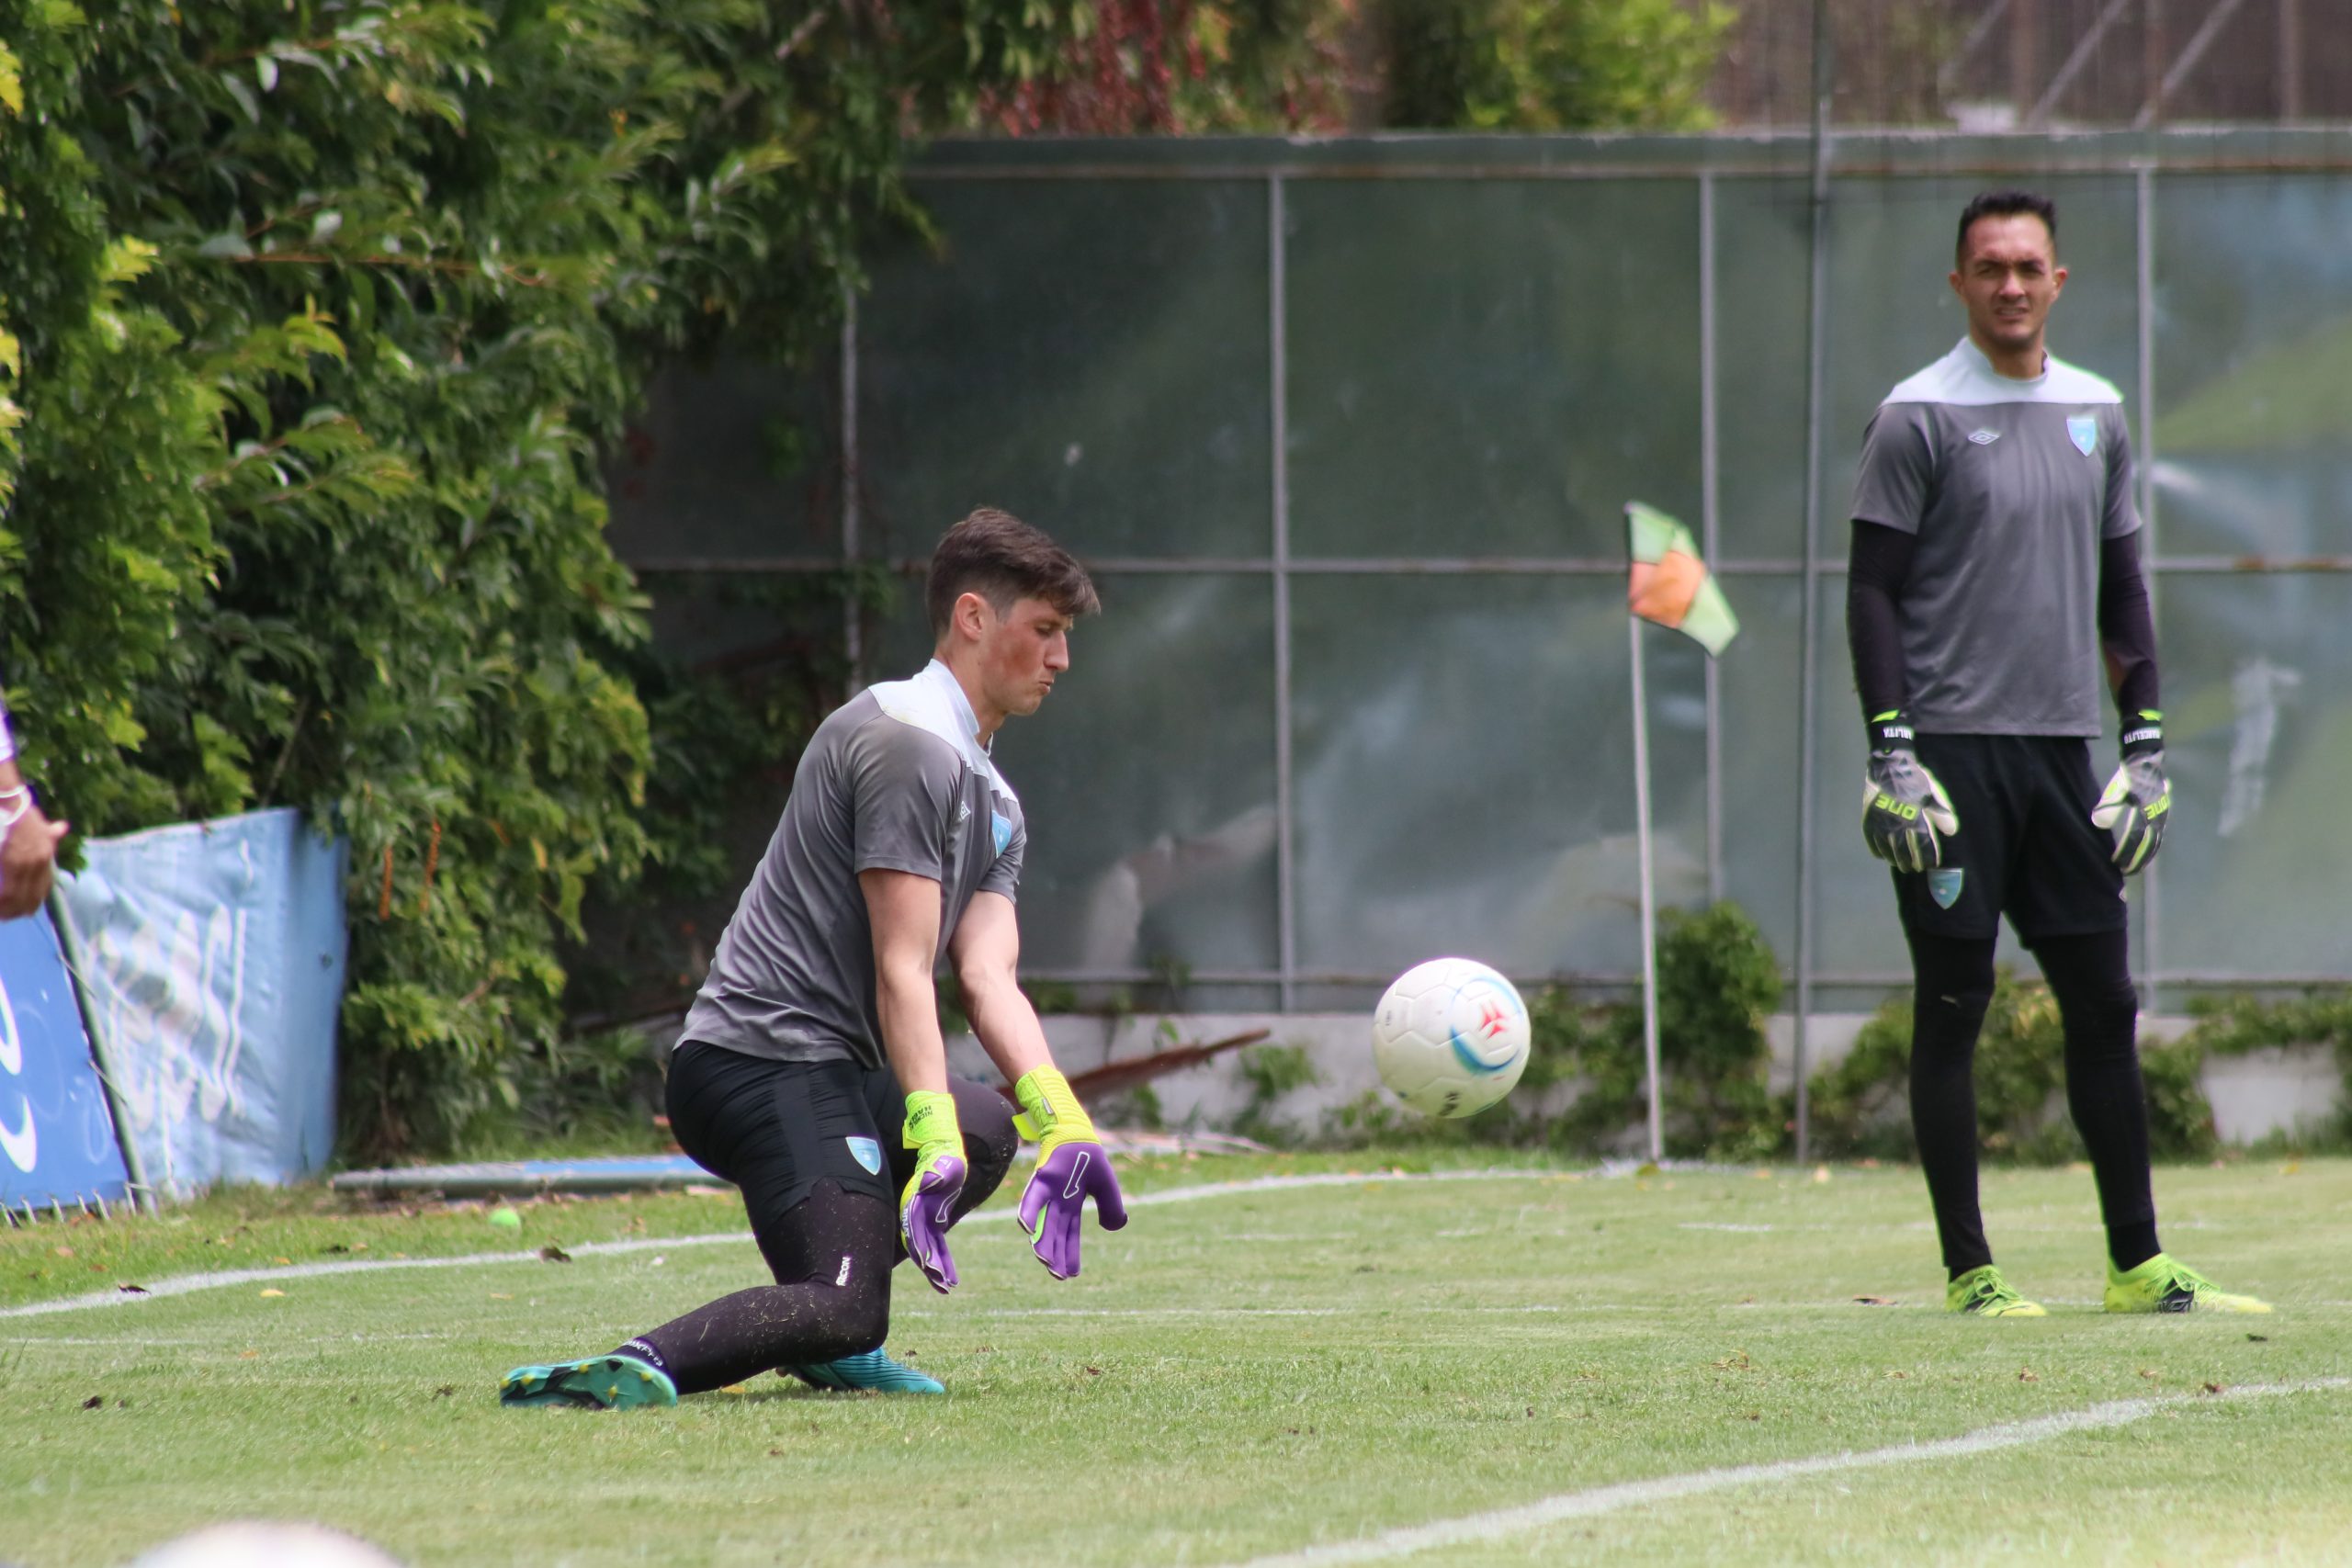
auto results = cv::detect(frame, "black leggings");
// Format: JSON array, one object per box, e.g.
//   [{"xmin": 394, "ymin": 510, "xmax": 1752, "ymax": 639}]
[
  {"xmin": 625, "ymin": 1050, "xmax": 1016, "ymax": 1396},
  {"xmin": 1907, "ymin": 927, "xmax": 2157, "ymax": 1278}
]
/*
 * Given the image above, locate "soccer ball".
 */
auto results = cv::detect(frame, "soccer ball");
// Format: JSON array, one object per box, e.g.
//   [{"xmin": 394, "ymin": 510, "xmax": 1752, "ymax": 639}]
[
  {"xmin": 1370, "ymin": 957, "xmax": 1531, "ymax": 1118},
  {"xmin": 132, "ymin": 1523, "xmax": 405, "ymax": 1567}
]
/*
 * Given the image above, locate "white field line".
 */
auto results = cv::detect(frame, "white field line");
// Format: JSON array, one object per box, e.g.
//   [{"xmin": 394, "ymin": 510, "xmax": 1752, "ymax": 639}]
[
  {"xmin": 0, "ymin": 1231, "xmax": 748, "ymax": 1319},
  {"xmin": 1227, "ymin": 1378, "xmax": 2352, "ymax": 1568},
  {"xmin": 890, "ymin": 1304, "xmax": 1577, "ymax": 1321},
  {"xmin": 1, "ymin": 1168, "xmax": 1572, "ymax": 1320},
  {"xmin": 1678, "ymin": 1221, "xmax": 2213, "ymax": 1235},
  {"xmin": 18, "ymin": 1332, "xmax": 464, "ymax": 1348}
]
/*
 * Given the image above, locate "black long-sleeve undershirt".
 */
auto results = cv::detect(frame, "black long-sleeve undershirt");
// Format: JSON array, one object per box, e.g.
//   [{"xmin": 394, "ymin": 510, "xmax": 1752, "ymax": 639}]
[
  {"xmin": 1846, "ymin": 521, "xmax": 2160, "ymax": 731},
  {"xmin": 1846, "ymin": 522, "xmax": 1915, "ymax": 724},
  {"xmin": 2095, "ymin": 531, "xmax": 2160, "ymax": 722}
]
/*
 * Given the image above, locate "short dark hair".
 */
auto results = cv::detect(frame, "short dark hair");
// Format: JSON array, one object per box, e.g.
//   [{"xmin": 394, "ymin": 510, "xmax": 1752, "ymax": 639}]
[
  {"xmin": 926, "ymin": 507, "xmax": 1100, "ymax": 638},
  {"xmin": 1956, "ymin": 190, "xmax": 2058, "ymax": 264}
]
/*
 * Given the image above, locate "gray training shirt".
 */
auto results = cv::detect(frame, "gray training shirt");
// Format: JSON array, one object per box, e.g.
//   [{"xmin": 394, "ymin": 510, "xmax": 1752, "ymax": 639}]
[
  {"xmin": 680, "ymin": 659, "xmax": 1027, "ymax": 1071},
  {"xmin": 1849, "ymin": 336, "xmax": 2142, "ymax": 737}
]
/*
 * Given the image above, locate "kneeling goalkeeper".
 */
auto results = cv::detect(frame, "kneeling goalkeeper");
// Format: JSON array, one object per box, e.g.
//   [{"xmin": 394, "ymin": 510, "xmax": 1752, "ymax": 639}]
[{"xmin": 502, "ymin": 509, "xmax": 1127, "ymax": 1407}]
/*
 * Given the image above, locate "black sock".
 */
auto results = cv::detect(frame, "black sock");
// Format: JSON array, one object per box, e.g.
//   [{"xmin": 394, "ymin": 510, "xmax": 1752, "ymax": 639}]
[
  {"xmin": 626, "ymin": 1183, "xmax": 895, "ymax": 1397},
  {"xmin": 2031, "ymin": 928, "xmax": 2161, "ymax": 1272},
  {"xmin": 2106, "ymin": 1221, "xmax": 2161, "ymax": 1273},
  {"xmin": 1905, "ymin": 930, "xmax": 1998, "ymax": 1280},
  {"xmin": 610, "ymin": 1337, "xmax": 669, "ymax": 1375}
]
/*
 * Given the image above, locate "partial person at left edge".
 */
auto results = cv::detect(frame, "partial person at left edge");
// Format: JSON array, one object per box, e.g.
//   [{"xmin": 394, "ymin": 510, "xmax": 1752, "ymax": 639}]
[{"xmin": 0, "ymin": 684, "xmax": 70, "ymax": 920}]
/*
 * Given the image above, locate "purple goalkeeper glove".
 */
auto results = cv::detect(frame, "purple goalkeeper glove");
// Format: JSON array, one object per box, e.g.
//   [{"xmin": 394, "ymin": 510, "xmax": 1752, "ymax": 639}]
[
  {"xmin": 899, "ymin": 1090, "xmax": 966, "ymax": 1293},
  {"xmin": 1012, "ymin": 1066, "xmax": 1128, "ymax": 1280}
]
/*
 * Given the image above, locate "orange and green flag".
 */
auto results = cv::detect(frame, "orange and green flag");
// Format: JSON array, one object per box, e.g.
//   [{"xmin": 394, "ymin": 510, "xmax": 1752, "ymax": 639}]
[{"xmin": 1624, "ymin": 501, "xmax": 1737, "ymax": 658}]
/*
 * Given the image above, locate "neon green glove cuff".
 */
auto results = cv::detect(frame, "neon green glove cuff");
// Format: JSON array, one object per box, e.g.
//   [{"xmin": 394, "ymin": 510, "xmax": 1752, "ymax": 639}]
[
  {"xmin": 902, "ymin": 1089, "xmax": 962, "ymax": 1159},
  {"xmin": 1011, "ymin": 1066, "xmax": 1096, "ymax": 1153}
]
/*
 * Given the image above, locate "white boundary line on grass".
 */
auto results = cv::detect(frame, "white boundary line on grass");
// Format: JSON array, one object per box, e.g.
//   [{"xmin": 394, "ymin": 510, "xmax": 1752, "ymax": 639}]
[
  {"xmin": 1225, "ymin": 1378, "xmax": 2352, "ymax": 1568},
  {"xmin": 2, "ymin": 1168, "xmax": 1572, "ymax": 1320}
]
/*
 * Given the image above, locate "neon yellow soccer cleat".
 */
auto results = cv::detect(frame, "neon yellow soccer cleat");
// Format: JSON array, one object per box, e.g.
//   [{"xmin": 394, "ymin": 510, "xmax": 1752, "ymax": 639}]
[
  {"xmin": 1946, "ymin": 1264, "xmax": 2048, "ymax": 1316},
  {"xmin": 2104, "ymin": 1254, "xmax": 2272, "ymax": 1314}
]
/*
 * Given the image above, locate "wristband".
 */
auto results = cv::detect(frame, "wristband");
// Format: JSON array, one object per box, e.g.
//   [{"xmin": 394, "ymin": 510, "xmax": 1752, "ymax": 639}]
[
  {"xmin": 1012, "ymin": 1066, "xmax": 1093, "ymax": 1146},
  {"xmin": 1866, "ymin": 707, "xmax": 1916, "ymax": 752},
  {"xmin": 902, "ymin": 1089, "xmax": 961, "ymax": 1155}
]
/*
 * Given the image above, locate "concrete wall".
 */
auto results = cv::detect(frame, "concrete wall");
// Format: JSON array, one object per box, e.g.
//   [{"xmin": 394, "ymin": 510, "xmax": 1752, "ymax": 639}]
[{"xmin": 954, "ymin": 1013, "xmax": 2346, "ymax": 1150}]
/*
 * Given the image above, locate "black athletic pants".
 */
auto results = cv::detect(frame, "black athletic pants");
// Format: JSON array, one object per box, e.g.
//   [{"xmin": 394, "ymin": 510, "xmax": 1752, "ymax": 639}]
[
  {"xmin": 617, "ymin": 1043, "xmax": 1017, "ymax": 1396},
  {"xmin": 1907, "ymin": 926, "xmax": 2160, "ymax": 1278},
  {"xmin": 1889, "ymin": 733, "xmax": 2161, "ymax": 1279}
]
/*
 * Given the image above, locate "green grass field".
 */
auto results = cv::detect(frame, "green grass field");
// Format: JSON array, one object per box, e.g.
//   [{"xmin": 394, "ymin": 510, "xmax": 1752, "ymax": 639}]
[{"xmin": 6, "ymin": 1154, "xmax": 2349, "ymax": 1566}]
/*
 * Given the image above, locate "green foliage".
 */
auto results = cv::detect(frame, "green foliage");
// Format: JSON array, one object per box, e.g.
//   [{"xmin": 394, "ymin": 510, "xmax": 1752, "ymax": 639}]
[
  {"xmin": 567, "ymin": 566, "xmax": 895, "ymax": 1038},
  {"xmin": 1232, "ymin": 1042, "xmax": 1321, "ymax": 1145},
  {"xmin": 2182, "ymin": 989, "xmax": 2352, "ymax": 1064},
  {"xmin": 1325, "ymin": 902, "xmax": 1783, "ymax": 1158},
  {"xmin": 1102, "ymin": 1080, "xmax": 1167, "ymax": 1133},
  {"xmin": 1807, "ymin": 970, "xmax": 2219, "ymax": 1164},
  {"xmin": 0, "ymin": 0, "xmax": 1091, "ymax": 1157},
  {"xmin": 451, "ymin": 1026, "xmax": 676, "ymax": 1158},
  {"xmin": 961, "ymin": 0, "xmax": 1739, "ymax": 134},
  {"xmin": 2177, "ymin": 989, "xmax": 2352, "ymax": 1148},
  {"xmin": 1380, "ymin": 0, "xmax": 1734, "ymax": 130},
  {"xmin": 1, "ymin": 11, "xmax": 228, "ymax": 835},
  {"xmin": 1540, "ymin": 902, "xmax": 1783, "ymax": 1159},
  {"xmin": 1317, "ymin": 911, "xmax": 2346, "ymax": 1164}
]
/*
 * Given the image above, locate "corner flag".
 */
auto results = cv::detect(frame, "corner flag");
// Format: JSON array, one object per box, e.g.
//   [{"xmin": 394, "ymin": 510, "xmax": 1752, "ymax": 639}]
[
  {"xmin": 1625, "ymin": 502, "xmax": 1737, "ymax": 657},
  {"xmin": 1621, "ymin": 500, "xmax": 1737, "ymax": 1162}
]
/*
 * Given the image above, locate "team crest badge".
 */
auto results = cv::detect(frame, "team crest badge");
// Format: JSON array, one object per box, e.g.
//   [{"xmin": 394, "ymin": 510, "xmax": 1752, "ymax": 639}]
[
  {"xmin": 2067, "ymin": 415, "xmax": 2098, "ymax": 456},
  {"xmin": 1928, "ymin": 868, "xmax": 1965, "ymax": 909},
  {"xmin": 845, "ymin": 1136, "xmax": 882, "ymax": 1175}
]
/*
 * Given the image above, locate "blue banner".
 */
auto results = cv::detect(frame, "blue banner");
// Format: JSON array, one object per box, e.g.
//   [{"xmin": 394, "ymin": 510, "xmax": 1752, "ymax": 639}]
[
  {"xmin": 57, "ymin": 808, "xmax": 349, "ymax": 1195},
  {"xmin": 0, "ymin": 909, "xmax": 133, "ymax": 1211}
]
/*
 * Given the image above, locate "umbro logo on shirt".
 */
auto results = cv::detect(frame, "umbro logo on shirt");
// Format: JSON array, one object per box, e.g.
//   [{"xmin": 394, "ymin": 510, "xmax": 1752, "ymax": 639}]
[
  {"xmin": 1967, "ymin": 429, "xmax": 2000, "ymax": 446},
  {"xmin": 955, "ymin": 802, "xmax": 971, "ymax": 824}
]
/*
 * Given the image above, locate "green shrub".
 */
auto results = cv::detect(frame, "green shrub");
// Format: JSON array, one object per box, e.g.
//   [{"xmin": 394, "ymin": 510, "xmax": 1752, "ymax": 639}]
[
  {"xmin": 1806, "ymin": 969, "xmax": 2218, "ymax": 1163},
  {"xmin": 1318, "ymin": 902, "xmax": 1783, "ymax": 1159},
  {"xmin": 2177, "ymin": 989, "xmax": 2352, "ymax": 1149},
  {"xmin": 1233, "ymin": 1043, "xmax": 1322, "ymax": 1146},
  {"xmin": 1537, "ymin": 902, "xmax": 1782, "ymax": 1160}
]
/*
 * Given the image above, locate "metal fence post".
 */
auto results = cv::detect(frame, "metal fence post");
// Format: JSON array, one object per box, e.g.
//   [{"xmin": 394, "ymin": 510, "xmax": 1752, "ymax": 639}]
[
  {"xmin": 2135, "ymin": 160, "xmax": 2164, "ymax": 1012},
  {"xmin": 1700, "ymin": 171, "xmax": 1725, "ymax": 908},
  {"xmin": 1792, "ymin": 0, "xmax": 1837, "ymax": 1165},
  {"xmin": 1271, "ymin": 174, "xmax": 1297, "ymax": 1013},
  {"xmin": 841, "ymin": 291, "xmax": 863, "ymax": 688}
]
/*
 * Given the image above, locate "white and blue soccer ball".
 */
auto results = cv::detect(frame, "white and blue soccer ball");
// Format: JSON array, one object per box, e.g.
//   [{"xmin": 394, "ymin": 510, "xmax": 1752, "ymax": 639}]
[
  {"xmin": 132, "ymin": 1523, "xmax": 405, "ymax": 1567},
  {"xmin": 1370, "ymin": 957, "xmax": 1531, "ymax": 1119}
]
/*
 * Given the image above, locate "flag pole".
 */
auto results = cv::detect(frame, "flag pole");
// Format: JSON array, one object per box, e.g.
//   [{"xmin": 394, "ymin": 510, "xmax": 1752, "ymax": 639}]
[{"xmin": 1629, "ymin": 614, "xmax": 1665, "ymax": 1164}]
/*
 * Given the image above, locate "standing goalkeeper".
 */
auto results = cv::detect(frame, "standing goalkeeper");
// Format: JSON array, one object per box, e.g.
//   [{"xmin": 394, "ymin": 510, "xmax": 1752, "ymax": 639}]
[
  {"xmin": 502, "ymin": 509, "xmax": 1127, "ymax": 1408},
  {"xmin": 1848, "ymin": 191, "xmax": 2265, "ymax": 1317}
]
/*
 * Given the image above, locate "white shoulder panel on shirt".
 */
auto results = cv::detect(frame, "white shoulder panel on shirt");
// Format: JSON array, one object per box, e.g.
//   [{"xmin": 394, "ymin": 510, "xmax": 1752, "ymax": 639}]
[
  {"xmin": 865, "ymin": 664, "xmax": 1019, "ymax": 805},
  {"xmin": 1881, "ymin": 338, "xmax": 2125, "ymax": 409}
]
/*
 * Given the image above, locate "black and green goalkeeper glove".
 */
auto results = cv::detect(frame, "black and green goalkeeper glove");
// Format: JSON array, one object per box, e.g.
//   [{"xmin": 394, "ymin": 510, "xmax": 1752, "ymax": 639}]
[
  {"xmin": 2091, "ymin": 709, "xmax": 2169, "ymax": 874},
  {"xmin": 1860, "ymin": 710, "xmax": 1959, "ymax": 874}
]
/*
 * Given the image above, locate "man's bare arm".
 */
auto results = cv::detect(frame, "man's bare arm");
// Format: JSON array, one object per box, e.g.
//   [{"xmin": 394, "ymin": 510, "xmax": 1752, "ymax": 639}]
[
  {"xmin": 858, "ymin": 867, "xmax": 948, "ymax": 1096},
  {"xmin": 947, "ymin": 891, "xmax": 1053, "ymax": 1087}
]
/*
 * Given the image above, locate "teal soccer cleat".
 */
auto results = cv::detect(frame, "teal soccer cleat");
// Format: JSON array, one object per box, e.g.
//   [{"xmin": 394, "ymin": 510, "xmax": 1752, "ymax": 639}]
[
  {"xmin": 783, "ymin": 1346, "xmax": 944, "ymax": 1394},
  {"xmin": 499, "ymin": 1354, "xmax": 677, "ymax": 1410}
]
